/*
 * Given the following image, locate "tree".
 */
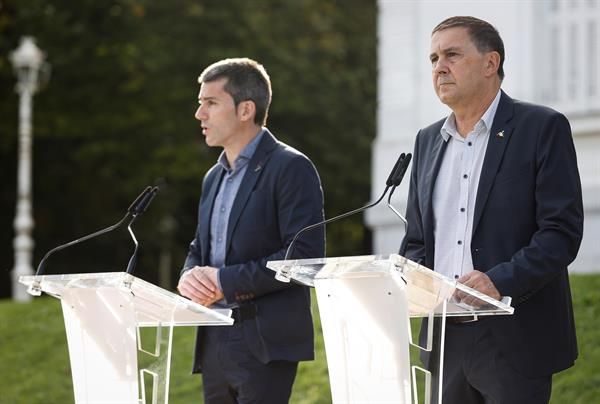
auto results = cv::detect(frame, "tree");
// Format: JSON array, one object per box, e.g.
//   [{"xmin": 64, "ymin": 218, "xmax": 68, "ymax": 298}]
[{"xmin": 0, "ymin": 0, "xmax": 376, "ymax": 296}]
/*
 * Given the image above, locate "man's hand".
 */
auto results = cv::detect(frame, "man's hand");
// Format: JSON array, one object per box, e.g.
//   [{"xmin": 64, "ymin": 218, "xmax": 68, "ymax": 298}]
[
  {"xmin": 455, "ymin": 270, "xmax": 501, "ymax": 307},
  {"xmin": 177, "ymin": 266, "xmax": 224, "ymax": 307}
]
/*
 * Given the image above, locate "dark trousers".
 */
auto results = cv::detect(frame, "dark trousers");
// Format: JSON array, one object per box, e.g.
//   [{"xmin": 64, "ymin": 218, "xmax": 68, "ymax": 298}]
[
  {"xmin": 199, "ymin": 322, "xmax": 299, "ymax": 404},
  {"xmin": 429, "ymin": 320, "xmax": 552, "ymax": 404}
]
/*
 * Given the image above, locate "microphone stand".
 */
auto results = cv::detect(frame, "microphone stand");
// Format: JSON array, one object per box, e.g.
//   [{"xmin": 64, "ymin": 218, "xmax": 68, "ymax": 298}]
[
  {"xmin": 386, "ymin": 153, "xmax": 412, "ymax": 234},
  {"xmin": 386, "ymin": 192, "xmax": 408, "ymax": 234},
  {"xmin": 125, "ymin": 186, "xmax": 159, "ymax": 275},
  {"xmin": 283, "ymin": 153, "xmax": 408, "ymax": 261},
  {"xmin": 34, "ymin": 186, "xmax": 155, "ymax": 277}
]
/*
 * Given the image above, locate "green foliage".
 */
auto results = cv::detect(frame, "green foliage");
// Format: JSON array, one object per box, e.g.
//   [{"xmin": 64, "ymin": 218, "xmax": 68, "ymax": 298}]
[
  {"xmin": 550, "ymin": 274, "xmax": 600, "ymax": 403},
  {"xmin": 0, "ymin": 289, "xmax": 331, "ymax": 403},
  {"xmin": 0, "ymin": 274, "xmax": 599, "ymax": 403},
  {"xmin": 0, "ymin": 297, "xmax": 73, "ymax": 403},
  {"xmin": 0, "ymin": 0, "xmax": 377, "ymax": 296}
]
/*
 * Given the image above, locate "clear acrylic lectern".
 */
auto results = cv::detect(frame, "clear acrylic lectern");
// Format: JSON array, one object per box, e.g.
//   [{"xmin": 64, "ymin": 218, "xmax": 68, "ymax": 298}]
[
  {"xmin": 19, "ymin": 272, "xmax": 233, "ymax": 404},
  {"xmin": 267, "ymin": 254, "xmax": 514, "ymax": 404}
]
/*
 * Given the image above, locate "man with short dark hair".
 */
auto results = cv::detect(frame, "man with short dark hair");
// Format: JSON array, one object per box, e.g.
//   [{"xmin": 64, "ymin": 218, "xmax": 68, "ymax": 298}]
[
  {"xmin": 177, "ymin": 58, "xmax": 325, "ymax": 404},
  {"xmin": 401, "ymin": 16, "xmax": 583, "ymax": 403}
]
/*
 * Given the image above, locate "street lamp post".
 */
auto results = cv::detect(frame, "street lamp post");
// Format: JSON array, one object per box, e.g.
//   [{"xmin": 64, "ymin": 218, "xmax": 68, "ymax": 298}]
[{"xmin": 10, "ymin": 37, "xmax": 46, "ymax": 302}]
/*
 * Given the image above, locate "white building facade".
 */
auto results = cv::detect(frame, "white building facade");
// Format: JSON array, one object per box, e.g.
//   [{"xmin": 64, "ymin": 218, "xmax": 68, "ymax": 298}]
[{"xmin": 367, "ymin": 0, "xmax": 600, "ymax": 272}]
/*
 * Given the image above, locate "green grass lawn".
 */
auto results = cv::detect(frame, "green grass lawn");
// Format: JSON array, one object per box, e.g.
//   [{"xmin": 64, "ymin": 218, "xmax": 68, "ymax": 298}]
[{"xmin": 1, "ymin": 274, "xmax": 598, "ymax": 403}]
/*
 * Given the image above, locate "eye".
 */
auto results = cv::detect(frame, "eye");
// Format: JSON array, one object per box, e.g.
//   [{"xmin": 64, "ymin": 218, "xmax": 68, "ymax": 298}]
[{"xmin": 198, "ymin": 99, "xmax": 217, "ymax": 107}]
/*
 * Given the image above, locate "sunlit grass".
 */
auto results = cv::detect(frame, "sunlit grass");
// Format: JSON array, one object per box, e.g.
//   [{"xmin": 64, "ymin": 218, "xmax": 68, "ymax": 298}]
[{"xmin": 1, "ymin": 274, "xmax": 598, "ymax": 403}]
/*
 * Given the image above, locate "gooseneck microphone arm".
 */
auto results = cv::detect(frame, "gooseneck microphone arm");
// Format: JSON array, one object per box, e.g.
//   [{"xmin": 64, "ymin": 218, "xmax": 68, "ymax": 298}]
[
  {"xmin": 35, "ymin": 186, "xmax": 154, "ymax": 276},
  {"xmin": 283, "ymin": 153, "xmax": 407, "ymax": 261},
  {"xmin": 386, "ymin": 153, "xmax": 412, "ymax": 233},
  {"xmin": 125, "ymin": 186, "xmax": 159, "ymax": 275},
  {"xmin": 125, "ymin": 221, "xmax": 139, "ymax": 275}
]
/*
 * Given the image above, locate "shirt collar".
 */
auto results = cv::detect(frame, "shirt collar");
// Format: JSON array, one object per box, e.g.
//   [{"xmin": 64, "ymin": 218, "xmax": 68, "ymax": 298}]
[
  {"xmin": 440, "ymin": 89, "xmax": 502, "ymax": 141},
  {"xmin": 217, "ymin": 128, "xmax": 266, "ymax": 172}
]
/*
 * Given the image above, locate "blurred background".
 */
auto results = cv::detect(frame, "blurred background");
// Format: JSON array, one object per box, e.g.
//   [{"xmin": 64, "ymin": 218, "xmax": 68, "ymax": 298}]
[
  {"xmin": 3, "ymin": 0, "xmax": 599, "ymax": 296},
  {"xmin": 0, "ymin": 0, "xmax": 377, "ymax": 298},
  {"xmin": 368, "ymin": 0, "xmax": 600, "ymax": 274},
  {"xmin": 1, "ymin": 1, "xmax": 599, "ymax": 403}
]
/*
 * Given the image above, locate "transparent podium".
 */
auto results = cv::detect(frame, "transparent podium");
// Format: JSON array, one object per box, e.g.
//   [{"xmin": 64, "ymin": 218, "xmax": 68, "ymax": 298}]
[
  {"xmin": 267, "ymin": 254, "xmax": 514, "ymax": 404},
  {"xmin": 19, "ymin": 273, "xmax": 233, "ymax": 404}
]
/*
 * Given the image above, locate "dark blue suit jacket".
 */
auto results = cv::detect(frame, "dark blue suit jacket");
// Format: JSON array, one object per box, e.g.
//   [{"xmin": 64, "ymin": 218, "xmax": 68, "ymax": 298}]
[
  {"xmin": 401, "ymin": 91, "xmax": 583, "ymax": 377},
  {"xmin": 183, "ymin": 129, "xmax": 325, "ymax": 372}
]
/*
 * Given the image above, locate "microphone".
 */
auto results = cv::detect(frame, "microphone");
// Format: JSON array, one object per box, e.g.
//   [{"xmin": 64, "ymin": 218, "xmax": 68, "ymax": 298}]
[
  {"xmin": 386, "ymin": 153, "xmax": 412, "ymax": 233},
  {"xmin": 35, "ymin": 186, "xmax": 155, "ymax": 276},
  {"xmin": 390, "ymin": 153, "xmax": 412, "ymax": 191},
  {"xmin": 125, "ymin": 186, "xmax": 159, "ymax": 274},
  {"xmin": 128, "ymin": 186, "xmax": 154, "ymax": 214},
  {"xmin": 386, "ymin": 153, "xmax": 406, "ymax": 187},
  {"xmin": 283, "ymin": 153, "xmax": 408, "ymax": 261}
]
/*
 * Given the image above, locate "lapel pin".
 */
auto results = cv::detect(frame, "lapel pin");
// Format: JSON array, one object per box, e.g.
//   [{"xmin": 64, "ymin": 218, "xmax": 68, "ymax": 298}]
[
  {"xmin": 254, "ymin": 164, "xmax": 262, "ymax": 172},
  {"xmin": 496, "ymin": 130, "xmax": 505, "ymax": 138}
]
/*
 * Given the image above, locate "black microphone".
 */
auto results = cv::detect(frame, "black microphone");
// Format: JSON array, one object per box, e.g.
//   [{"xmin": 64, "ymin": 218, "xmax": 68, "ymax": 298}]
[
  {"xmin": 125, "ymin": 186, "xmax": 159, "ymax": 274},
  {"xmin": 387, "ymin": 153, "xmax": 412, "ymax": 201},
  {"xmin": 283, "ymin": 153, "xmax": 408, "ymax": 260},
  {"xmin": 35, "ymin": 186, "xmax": 154, "ymax": 276},
  {"xmin": 387, "ymin": 153, "xmax": 412, "ymax": 232},
  {"xmin": 386, "ymin": 153, "xmax": 406, "ymax": 187},
  {"xmin": 128, "ymin": 186, "xmax": 153, "ymax": 214}
]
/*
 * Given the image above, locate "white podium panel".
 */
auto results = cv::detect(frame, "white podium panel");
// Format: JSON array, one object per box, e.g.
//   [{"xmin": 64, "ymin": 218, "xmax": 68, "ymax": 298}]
[
  {"xmin": 268, "ymin": 254, "xmax": 513, "ymax": 404},
  {"xmin": 20, "ymin": 272, "xmax": 233, "ymax": 404},
  {"xmin": 315, "ymin": 273, "xmax": 412, "ymax": 403}
]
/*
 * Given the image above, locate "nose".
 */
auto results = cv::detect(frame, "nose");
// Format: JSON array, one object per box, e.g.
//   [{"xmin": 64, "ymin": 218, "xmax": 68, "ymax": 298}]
[
  {"xmin": 195, "ymin": 104, "xmax": 206, "ymax": 121},
  {"xmin": 433, "ymin": 58, "xmax": 448, "ymax": 76}
]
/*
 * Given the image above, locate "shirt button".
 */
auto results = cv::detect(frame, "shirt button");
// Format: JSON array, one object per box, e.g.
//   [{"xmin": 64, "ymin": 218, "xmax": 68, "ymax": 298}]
[
  {"xmin": 217, "ymin": 237, "xmax": 223, "ymax": 243},
  {"xmin": 227, "ymin": 178, "xmax": 233, "ymax": 182},
  {"xmin": 460, "ymin": 207, "xmax": 465, "ymax": 212},
  {"xmin": 454, "ymin": 274, "xmax": 459, "ymax": 279},
  {"xmin": 221, "ymin": 207, "xmax": 225, "ymax": 212},
  {"xmin": 468, "ymin": 142, "xmax": 472, "ymax": 146},
  {"xmin": 463, "ymin": 174, "xmax": 468, "ymax": 179},
  {"xmin": 457, "ymin": 240, "xmax": 463, "ymax": 245}
]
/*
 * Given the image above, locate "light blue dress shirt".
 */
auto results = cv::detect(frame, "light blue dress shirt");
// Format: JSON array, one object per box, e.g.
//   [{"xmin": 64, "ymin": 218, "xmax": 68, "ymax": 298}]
[
  {"xmin": 432, "ymin": 90, "xmax": 501, "ymax": 280},
  {"xmin": 209, "ymin": 129, "xmax": 265, "ymax": 306}
]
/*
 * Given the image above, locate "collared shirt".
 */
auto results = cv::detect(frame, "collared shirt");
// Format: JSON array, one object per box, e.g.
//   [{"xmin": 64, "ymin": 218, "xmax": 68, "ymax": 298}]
[
  {"xmin": 210, "ymin": 129, "xmax": 265, "ymax": 268},
  {"xmin": 209, "ymin": 129, "xmax": 265, "ymax": 306},
  {"xmin": 432, "ymin": 90, "xmax": 501, "ymax": 280}
]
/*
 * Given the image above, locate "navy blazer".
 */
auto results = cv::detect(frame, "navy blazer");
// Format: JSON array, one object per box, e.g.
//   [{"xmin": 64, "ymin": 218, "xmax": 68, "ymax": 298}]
[
  {"xmin": 401, "ymin": 91, "xmax": 583, "ymax": 377},
  {"xmin": 183, "ymin": 129, "xmax": 325, "ymax": 372}
]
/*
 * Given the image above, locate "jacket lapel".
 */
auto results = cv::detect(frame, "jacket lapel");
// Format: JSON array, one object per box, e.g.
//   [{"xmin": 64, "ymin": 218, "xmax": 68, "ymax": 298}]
[
  {"xmin": 472, "ymin": 91, "xmax": 515, "ymax": 233},
  {"xmin": 225, "ymin": 130, "xmax": 278, "ymax": 256},
  {"xmin": 200, "ymin": 167, "xmax": 225, "ymax": 264},
  {"xmin": 424, "ymin": 129, "xmax": 448, "ymax": 262}
]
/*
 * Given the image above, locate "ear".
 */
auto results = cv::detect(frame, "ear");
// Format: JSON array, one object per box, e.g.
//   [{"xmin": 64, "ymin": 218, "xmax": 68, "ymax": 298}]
[
  {"xmin": 484, "ymin": 51, "xmax": 501, "ymax": 78},
  {"xmin": 237, "ymin": 100, "xmax": 256, "ymax": 123}
]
